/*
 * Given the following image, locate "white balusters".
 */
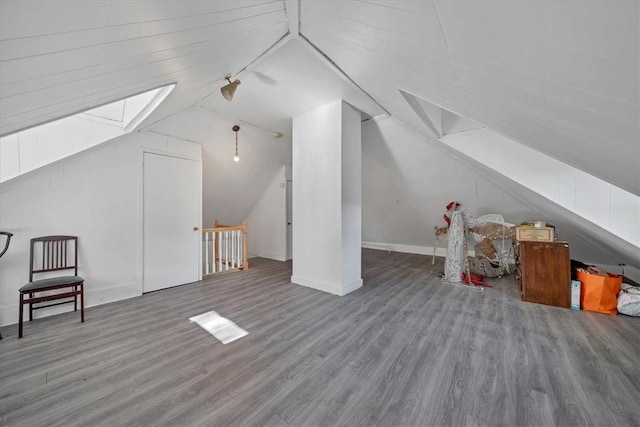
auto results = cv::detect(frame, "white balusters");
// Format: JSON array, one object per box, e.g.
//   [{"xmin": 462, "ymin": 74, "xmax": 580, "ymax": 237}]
[
  {"xmin": 205, "ymin": 231, "xmax": 210, "ymax": 275},
  {"xmin": 203, "ymin": 222, "xmax": 248, "ymax": 276}
]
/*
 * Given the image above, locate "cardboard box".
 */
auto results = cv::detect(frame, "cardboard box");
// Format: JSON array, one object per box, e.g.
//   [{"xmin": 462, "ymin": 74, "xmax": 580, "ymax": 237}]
[{"xmin": 516, "ymin": 225, "xmax": 554, "ymax": 242}]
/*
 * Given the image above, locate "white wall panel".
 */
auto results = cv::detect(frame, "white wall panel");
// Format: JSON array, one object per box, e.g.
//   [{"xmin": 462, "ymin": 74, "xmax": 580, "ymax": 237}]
[
  {"xmin": 0, "ymin": 131, "xmax": 200, "ymax": 327},
  {"xmin": 18, "ymin": 129, "xmax": 39, "ymax": 174},
  {"xmin": 557, "ymin": 168, "xmax": 576, "ymax": 209},
  {"xmin": 37, "ymin": 120, "xmax": 72, "ymax": 167},
  {"xmin": 574, "ymin": 170, "xmax": 610, "ymax": 229},
  {"xmin": 443, "ymin": 127, "xmax": 639, "ymax": 248},
  {"xmin": 610, "ymin": 186, "xmax": 640, "ymax": 248},
  {"xmin": 0, "ymin": 134, "xmax": 20, "ymax": 181}
]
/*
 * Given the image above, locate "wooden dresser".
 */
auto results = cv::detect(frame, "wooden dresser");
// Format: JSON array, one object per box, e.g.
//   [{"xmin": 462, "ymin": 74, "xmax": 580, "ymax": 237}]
[{"xmin": 515, "ymin": 241, "xmax": 571, "ymax": 308}]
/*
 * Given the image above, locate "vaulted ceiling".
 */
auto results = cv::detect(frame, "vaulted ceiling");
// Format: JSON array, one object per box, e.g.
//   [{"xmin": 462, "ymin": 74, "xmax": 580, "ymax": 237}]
[
  {"xmin": 1, "ymin": 0, "xmax": 637, "ymax": 196},
  {"xmin": 1, "ymin": 0, "xmax": 638, "ymax": 270}
]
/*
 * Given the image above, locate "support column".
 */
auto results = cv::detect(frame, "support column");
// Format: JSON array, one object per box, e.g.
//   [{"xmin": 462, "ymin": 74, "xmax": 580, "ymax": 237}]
[{"xmin": 291, "ymin": 100, "xmax": 362, "ymax": 296}]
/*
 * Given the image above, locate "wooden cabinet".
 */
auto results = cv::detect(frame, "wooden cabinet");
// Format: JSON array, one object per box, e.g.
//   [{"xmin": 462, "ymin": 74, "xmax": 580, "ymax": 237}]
[{"xmin": 515, "ymin": 241, "xmax": 571, "ymax": 308}]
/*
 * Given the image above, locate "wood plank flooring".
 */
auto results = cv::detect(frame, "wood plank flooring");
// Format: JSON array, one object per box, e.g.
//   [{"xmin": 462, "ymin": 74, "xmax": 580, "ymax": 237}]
[{"xmin": 1, "ymin": 249, "xmax": 639, "ymax": 426}]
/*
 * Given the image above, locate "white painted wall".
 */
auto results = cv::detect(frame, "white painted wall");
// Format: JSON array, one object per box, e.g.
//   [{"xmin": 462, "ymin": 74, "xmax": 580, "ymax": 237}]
[
  {"xmin": 246, "ymin": 165, "xmax": 288, "ymax": 261},
  {"xmin": 0, "ymin": 131, "xmax": 201, "ymax": 327},
  {"xmin": 291, "ymin": 100, "xmax": 362, "ymax": 296},
  {"xmin": 362, "ymin": 116, "xmax": 640, "ymax": 282},
  {"xmin": 0, "ymin": 116, "xmax": 125, "ymax": 182},
  {"xmin": 362, "ymin": 117, "xmax": 522, "ymax": 250},
  {"xmin": 148, "ymin": 107, "xmax": 292, "ymax": 227}
]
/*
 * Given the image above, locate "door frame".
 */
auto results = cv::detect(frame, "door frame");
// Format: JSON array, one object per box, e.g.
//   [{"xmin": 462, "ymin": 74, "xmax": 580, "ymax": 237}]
[{"xmin": 137, "ymin": 147, "xmax": 202, "ymax": 294}]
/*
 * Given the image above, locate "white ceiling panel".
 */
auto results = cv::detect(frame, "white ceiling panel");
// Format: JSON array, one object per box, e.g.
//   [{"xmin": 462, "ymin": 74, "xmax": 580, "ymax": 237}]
[
  {"xmin": 198, "ymin": 38, "xmax": 386, "ymax": 137},
  {"xmin": 300, "ymin": 0, "xmax": 464, "ymax": 135},
  {"xmin": 434, "ymin": 0, "xmax": 639, "ymax": 195},
  {"xmin": 438, "ymin": 11, "xmax": 637, "ymax": 103},
  {"xmin": 448, "ymin": 48, "xmax": 638, "ymax": 125},
  {"xmin": 0, "ymin": 0, "xmax": 111, "ymax": 39},
  {"xmin": 453, "ymin": 65, "xmax": 637, "ymax": 151},
  {"xmin": 300, "ymin": 0, "xmax": 639, "ymax": 195},
  {"xmin": 433, "ymin": 0, "xmax": 639, "ymax": 61},
  {"xmin": 0, "ymin": 0, "xmax": 288, "ymax": 136}
]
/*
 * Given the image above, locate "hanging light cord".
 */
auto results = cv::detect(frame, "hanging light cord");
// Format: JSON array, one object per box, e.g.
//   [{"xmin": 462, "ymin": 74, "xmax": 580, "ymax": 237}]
[{"xmin": 232, "ymin": 125, "xmax": 240, "ymax": 162}]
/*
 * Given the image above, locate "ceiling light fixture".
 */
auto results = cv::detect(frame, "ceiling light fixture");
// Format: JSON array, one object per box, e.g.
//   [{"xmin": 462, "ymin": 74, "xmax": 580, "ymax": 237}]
[
  {"xmin": 232, "ymin": 125, "xmax": 240, "ymax": 162},
  {"xmin": 221, "ymin": 74, "xmax": 241, "ymax": 101}
]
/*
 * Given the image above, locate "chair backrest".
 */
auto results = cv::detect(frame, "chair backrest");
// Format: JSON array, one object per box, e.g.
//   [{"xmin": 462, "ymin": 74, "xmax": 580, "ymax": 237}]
[{"xmin": 30, "ymin": 236, "xmax": 79, "ymax": 281}]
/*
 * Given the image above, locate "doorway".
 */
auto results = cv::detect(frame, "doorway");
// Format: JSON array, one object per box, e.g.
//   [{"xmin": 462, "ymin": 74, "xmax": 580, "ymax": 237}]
[{"xmin": 143, "ymin": 152, "xmax": 201, "ymax": 293}]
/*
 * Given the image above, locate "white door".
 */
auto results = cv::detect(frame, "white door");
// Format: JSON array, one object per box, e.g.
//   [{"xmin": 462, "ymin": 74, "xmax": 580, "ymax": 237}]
[{"xmin": 143, "ymin": 152, "xmax": 201, "ymax": 293}]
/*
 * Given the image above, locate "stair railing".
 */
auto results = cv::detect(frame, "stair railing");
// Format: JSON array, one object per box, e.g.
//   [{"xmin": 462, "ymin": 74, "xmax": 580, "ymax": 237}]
[{"xmin": 202, "ymin": 220, "xmax": 248, "ymax": 276}]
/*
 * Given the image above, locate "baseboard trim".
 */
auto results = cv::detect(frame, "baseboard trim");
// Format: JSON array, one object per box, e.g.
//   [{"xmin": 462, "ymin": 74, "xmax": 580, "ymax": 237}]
[
  {"xmin": 362, "ymin": 241, "xmax": 475, "ymax": 258},
  {"xmin": 291, "ymin": 275, "xmax": 362, "ymax": 296},
  {"xmin": 259, "ymin": 251, "xmax": 287, "ymax": 262}
]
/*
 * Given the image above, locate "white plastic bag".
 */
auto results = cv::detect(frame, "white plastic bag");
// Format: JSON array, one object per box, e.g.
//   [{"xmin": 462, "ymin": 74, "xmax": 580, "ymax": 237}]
[{"xmin": 617, "ymin": 283, "xmax": 640, "ymax": 317}]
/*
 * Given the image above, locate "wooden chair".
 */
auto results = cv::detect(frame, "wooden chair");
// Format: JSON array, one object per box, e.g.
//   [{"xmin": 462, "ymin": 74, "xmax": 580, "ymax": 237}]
[{"xmin": 18, "ymin": 236, "xmax": 84, "ymax": 338}]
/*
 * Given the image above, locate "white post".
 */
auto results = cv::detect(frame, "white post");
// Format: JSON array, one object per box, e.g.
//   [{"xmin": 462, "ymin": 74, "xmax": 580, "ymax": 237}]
[
  {"xmin": 238, "ymin": 230, "xmax": 241, "ymax": 268},
  {"xmin": 291, "ymin": 100, "xmax": 362, "ymax": 296},
  {"xmin": 238, "ymin": 232, "xmax": 243, "ymax": 269},
  {"xmin": 205, "ymin": 231, "xmax": 209, "ymax": 275},
  {"xmin": 232, "ymin": 230, "xmax": 237, "ymax": 268},
  {"xmin": 225, "ymin": 231, "xmax": 229, "ymax": 270},
  {"xmin": 217, "ymin": 230, "xmax": 222, "ymax": 272}
]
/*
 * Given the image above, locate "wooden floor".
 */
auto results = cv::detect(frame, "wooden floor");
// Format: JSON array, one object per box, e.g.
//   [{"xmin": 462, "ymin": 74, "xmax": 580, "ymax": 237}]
[{"xmin": 1, "ymin": 249, "xmax": 639, "ymax": 426}]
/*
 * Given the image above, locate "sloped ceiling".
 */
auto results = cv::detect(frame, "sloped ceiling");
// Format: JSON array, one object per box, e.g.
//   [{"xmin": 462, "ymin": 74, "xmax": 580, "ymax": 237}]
[
  {"xmin": 3, "ymin": 0, "xmax": 637, "ymax": 196},
  {"xmin": 300, "ymin": 0, "xmax": 639, "ymax": 196},
  {"xmin": 1, "ymin": 1, "xmax": 638, "ymax": 270},
  {"xmin": 0, "ymin": 0, "xmax": 289, "ymax": 136}
]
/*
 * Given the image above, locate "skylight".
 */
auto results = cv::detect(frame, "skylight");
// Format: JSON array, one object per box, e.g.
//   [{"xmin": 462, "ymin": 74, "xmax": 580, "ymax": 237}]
[{"xmin": 0, "ymin": 84, "xmax": 175, "ymax": 183}]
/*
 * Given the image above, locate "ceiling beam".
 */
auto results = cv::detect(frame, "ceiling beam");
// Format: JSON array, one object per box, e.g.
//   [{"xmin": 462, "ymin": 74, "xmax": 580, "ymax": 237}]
[
  {"xmin": 193, "ymin": 32, "xmax": 292, "ymax": 108},
  {"xmin": 298, "ymin": 34, "xmax": 390, "ymax": 117},
  {"xmin": 284, "ymin": 0, "xmax": 299, "ymax": 39}
]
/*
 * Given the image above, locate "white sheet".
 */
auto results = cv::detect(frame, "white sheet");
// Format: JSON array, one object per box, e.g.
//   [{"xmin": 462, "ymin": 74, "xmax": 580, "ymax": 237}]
[{"xmin": 189, "ymin": 310, "xmax": 249, "ymax": 344}]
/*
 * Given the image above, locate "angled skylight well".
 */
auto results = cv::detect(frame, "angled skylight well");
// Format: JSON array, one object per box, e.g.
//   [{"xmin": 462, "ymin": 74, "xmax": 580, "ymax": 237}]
[
  {"xmin": 0, "ymin": 84, "xmax": 175, "ymax": 183},
  {"xmin": 399, "ymin": 89, "xmax": 483, "ymax": 138},
  {"xmin": 401, "ymin": 89, "xmax": 640, "ymax": 249}
]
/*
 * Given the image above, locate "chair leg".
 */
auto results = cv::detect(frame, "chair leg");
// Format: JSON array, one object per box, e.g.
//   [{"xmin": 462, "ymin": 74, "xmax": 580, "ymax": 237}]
[
  {"xmin": 29, "ymin": 292, "xmax": 33, "ymax": 321},
  {"xmin": 74, "ymin": 285, "xmax": 77, "ymax": 312},
  {"xmin": 80, "ymin": 284, "xmax": 84, "ymax": 323},
  {"xmin": 19, "ymin": 293, "xmax": 24, "ymax": 338}
]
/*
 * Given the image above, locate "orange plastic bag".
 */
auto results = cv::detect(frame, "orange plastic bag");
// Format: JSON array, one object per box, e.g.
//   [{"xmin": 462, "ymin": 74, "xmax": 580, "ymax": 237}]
[{"xmin": 577, "ymin": 271, "xmax": 622, "ymax": 315}]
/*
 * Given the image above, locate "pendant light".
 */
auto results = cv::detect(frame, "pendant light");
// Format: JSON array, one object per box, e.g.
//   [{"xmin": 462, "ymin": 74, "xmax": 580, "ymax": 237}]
[{"xmin": 232, "ymin": 125, "xmax": 240, "ymax": 162}]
